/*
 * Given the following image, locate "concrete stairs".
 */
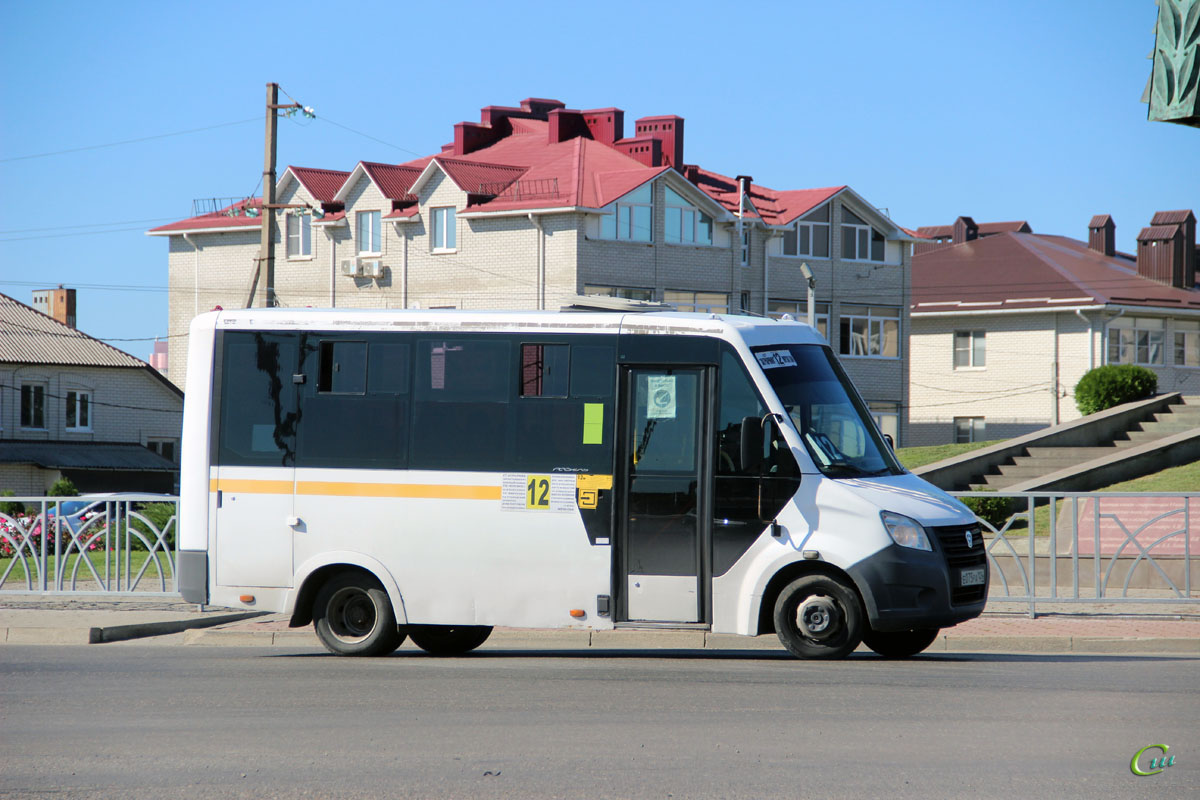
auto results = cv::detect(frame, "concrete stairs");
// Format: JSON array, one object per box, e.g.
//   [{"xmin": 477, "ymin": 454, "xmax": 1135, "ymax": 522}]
[{"xmin": 908, "ymin": 394, "xmax": 1200, "ymax": 493}]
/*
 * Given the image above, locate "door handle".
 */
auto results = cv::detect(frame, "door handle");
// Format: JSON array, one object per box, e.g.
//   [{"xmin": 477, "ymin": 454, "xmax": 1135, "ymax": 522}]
[{"xmin": 286, "ymin": 516, "xmax": 302, "ymax": 528}]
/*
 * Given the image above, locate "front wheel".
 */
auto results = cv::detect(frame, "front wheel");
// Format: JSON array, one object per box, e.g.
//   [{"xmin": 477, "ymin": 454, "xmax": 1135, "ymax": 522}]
[
  {"xmin": 408, "ymin": 625, "xmax": 493, "ymax": 656},
  {"xmin": 313, "ymin": 572, "xmax": 404, "ymax": 657},
  {"xmin": 773, "ymin": 574, "xmax": 864, "ymax": 659},
  {"xmin": 863, "ymin": 627, "xmax": 940, "ymax": 658}
]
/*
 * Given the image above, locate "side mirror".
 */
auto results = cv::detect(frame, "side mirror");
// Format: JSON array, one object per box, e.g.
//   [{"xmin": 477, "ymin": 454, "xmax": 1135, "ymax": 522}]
[
  {"xmin": 884, "ymin": 433, "xmax": 895, "ymax": 450},
  {"xmin": 740, "ymin": 416, "xmax": 764, "ymax": 473}
]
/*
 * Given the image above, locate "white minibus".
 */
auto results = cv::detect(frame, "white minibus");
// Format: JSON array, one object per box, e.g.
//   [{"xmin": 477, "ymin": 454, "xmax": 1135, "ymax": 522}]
[{"xmin": 178, "ymin": 306, "xmax": 987, "ymax": 659}]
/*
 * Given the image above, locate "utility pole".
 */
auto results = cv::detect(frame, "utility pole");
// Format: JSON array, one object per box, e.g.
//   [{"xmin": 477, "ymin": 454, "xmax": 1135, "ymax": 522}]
[{"xmin": 252, "ymin": 82, "xmax": 304, "ymax": 308}]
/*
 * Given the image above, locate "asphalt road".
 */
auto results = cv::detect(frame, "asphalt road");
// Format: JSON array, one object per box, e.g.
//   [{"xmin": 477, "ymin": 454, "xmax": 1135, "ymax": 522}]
[{"xmin": 1, "ymin": 644, "xmax": 1196, "ymax": 799}]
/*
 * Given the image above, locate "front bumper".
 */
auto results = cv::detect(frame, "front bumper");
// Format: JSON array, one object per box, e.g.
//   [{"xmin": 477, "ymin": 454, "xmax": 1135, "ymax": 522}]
[{"xmin": 847, "ymin": 526, "xmax": 988, "ymax": 632}]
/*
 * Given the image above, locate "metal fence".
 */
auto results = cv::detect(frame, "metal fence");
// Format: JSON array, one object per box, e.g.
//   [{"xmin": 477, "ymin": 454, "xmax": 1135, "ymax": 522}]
[
  {"xmin": 0, "ymin": 495, "xmax": 178, "ymax": 596},
  {"xmin": 953, "ymin": 491, "xmax": 1198, "ymax": 616},
  {"xmin": 2, "ymin": 491, "xmax": 1197, "ymax": 615}
]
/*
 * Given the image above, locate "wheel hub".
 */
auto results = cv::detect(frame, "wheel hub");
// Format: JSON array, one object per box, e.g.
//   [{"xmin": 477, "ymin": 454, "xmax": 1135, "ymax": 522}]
[{"xmin": 796, "ymin": 596, "xmax": 841, "ymax": 640}]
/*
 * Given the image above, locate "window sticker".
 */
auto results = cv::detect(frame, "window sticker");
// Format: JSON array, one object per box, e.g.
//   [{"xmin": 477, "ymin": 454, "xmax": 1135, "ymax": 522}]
[
  {"xmin": 646, "ymin": 375, "xmax": 676, "ymax": 419},
  {"xmin": 502, "ymin": 474, "xmax": 577, "ymax": 512},
  {"xmin": 755, "ymin": 350, "xmax": 798, "ymax": 369},
  {"xmin": 583, "ymin": 403, "xmax": 604, "ymax": 444}
]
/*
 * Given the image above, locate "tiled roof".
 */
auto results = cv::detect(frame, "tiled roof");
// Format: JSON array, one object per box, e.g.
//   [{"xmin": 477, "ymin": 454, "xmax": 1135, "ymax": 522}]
[
  {"xmin": 360, "ymin": 162, "xmax": 422, "ymax": 200},
  {"xmin": 147, "ymin": 198, "xmax": 262, "ymax": 234},
  {"xmin": 911, "ymin": 232, "xmax": 1200, "ymax": 313},
  {"xmin": 1138, "ymin": 225, "xmax": 1182, "ymax": 241},
  {"xmin": 287, "ymin": 167, "xmax": 350, "ymax": 203},
  {"xmin": 0, "ymin": 293, "xmax": 150, "ymax": 368},
  {"xmin": 1151, "ymin": 210, "xmax": 1195, "ymax": 225},
  {"xmin": 434, "ymin": 157, "xmax": 526, "ymax": 196}
]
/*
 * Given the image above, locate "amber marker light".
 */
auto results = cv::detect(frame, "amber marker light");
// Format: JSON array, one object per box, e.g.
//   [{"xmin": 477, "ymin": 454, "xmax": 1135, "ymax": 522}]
[
  {"xmin": 239, "ymin": 595, "xmax": 256, "ymax": 604},
  {"xmin": 569, "ymin": 609, "xmax": 586, "ymax": 618}
]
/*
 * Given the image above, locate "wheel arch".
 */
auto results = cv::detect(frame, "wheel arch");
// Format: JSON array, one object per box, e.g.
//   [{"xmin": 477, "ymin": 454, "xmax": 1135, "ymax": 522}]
[
  {"xmin": 754, "ymin": 559, "xmax": 867, "ymax": 637},
  {"xmin": 287, "ymin": 551, "xmax": 407, "ymax": 628}
]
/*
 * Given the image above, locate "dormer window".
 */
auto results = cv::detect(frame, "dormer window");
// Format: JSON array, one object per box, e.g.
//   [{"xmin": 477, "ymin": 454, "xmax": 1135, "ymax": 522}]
[
  {"xmin": 598, "ymin": 183, "xmax": 652, "ymax": 242},
  {"xmin": 357, "ymin": 210, "xmax": 381, "ymax": 255},
  {"xmin": 664, "ymin": 187, "xmax": 713, "ymax": 245},
  {"xmin": 841, "ymin": 208, "xmax": 885, "ymax": 262},
  {"xmin": 782, "ymin": 204, "xmax": 831, "ymax": 258}
]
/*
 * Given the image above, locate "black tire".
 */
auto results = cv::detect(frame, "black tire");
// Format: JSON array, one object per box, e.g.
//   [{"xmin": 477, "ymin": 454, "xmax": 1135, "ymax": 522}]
[
  {"xmin": 773, "ymin": 574, "xmax": 864, "ymax": 659},
  {"xmin": 312, "ymin": 571, "xmax": 404, "ymax": 657},
  {"xmin": 863, "ymin": 627, "xmax": 940, "ymax": 659},
  {"xmin": 407, "ymin": 624, "xmax": 493, "ymax": 656}
]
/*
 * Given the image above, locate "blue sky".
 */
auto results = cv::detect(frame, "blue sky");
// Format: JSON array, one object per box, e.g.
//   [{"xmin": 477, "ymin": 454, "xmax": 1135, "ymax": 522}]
[{"xmin": 1, "ymin": 0, "xmax": 1195, "ymax": 361}]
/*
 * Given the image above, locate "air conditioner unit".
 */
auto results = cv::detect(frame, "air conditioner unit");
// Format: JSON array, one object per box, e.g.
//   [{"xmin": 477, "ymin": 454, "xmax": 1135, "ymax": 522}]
[
  {"xmin": 340, "ymin": 259, "xmax": 362, "ymax": 277},
  {"xmin": 361, "ymin": 259, "xmax": 384, "ymax": 279}
]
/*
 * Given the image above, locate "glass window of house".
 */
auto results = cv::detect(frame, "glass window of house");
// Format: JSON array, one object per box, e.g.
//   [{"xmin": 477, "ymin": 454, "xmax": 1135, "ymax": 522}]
[
  {"xmin": 953, "ymin": 330, "xmax": 986, "ymax": 368},
  {"xmin": 839, "ymin": 305, "xmax": 900, "ymax": 358},
  {"xmin": 598, "ymin": 183, "xmax": 652, "ymax": 242},
  {"xmin": 664, "ymin": 186, "xmax": 713, "ymax": 245},
  {"xmin": 1174, "ymin": 319, "xmax": 1199, "ymax": 367},
  {"xmin": 1108, "ymin": 317, "xmax": 1164, "ymax": 365},
  {"xmin": 356, "ymin": 210, "xmax": 381, "ymax": 254},
  {"xmin": 782, "ymin": 204, "xmax": 831, "ymax": 258}
]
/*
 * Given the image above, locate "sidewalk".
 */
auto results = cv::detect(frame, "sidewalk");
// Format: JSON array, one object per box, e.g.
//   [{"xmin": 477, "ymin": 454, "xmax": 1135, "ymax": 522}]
[{"xmin": 1, "ymin": 596, "xmax": 1197, "ymax": 654}]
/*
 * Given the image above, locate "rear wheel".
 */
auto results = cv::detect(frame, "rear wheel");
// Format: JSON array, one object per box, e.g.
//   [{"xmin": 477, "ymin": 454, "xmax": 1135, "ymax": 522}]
[
  {"xmin": 313, "ymin": 572, "xmax": 403, "ymax": 657},
  {"xmin": 863, "ymin": 627, "xmax": 940, "ymax": 658},
  {"xmin": 408, "ymin": 624, "xmax": 493, "ymax": 656},
  {"xmin": 773, "ymin": 574, "xmax": 864, "ymax": 659}
]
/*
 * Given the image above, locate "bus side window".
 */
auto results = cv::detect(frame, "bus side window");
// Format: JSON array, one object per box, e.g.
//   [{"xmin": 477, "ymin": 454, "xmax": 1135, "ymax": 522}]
[
  {"xmin": 216, "ymin": 333, "xmax": 299, "ymax": 466},
  {"xmin": 513, "ymin": 342, "xmax": 615, "ymax": 472},
  {"xmin": 411, "ymin": 339, "xmax": 512, "ymax": 471},
  {"xmin": 297, "ymin": 337, "xmax": 410, "ymax": 469},
  {"xmin": 715, "ymin": 350, "xmax": 765, "ymax": 476}
]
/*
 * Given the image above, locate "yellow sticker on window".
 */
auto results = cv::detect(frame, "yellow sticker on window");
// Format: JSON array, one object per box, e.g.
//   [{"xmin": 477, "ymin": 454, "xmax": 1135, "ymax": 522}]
[{"xmin": 583, "ymin": 403, "xmax": 604, "ymax": 444}]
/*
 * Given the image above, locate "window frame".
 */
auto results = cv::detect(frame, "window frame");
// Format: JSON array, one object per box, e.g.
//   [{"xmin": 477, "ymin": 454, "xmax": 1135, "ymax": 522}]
[
  {"xmin": 839, "ymin": 305, "xmax": 901, "ymax": 359},
  {"xmin": 954, "ymin": 416, "xmax": 986, "ymax": 444},
  {"xmin": 1173, "ymin": 319, "xmax": 1200, "ymax": 367},
  {"xmin": 781, "ymin": 204, "xmax": 832, "ymax": 259},
  {"xmin": 583, "ymin": 285, "xmax": 654, "ymax": 302},
  {"xmin": 953, "ymin": 330, "xmax": 987, "ymax": 369},
  {"xmin": 841, "ymin": 208, "xmax": 886, "ymax": 262},
  {"xmin": 20, "ymin": 382, "xmax": 46, "ymax": 430},
  {"xmin": 1107, "ymin": 317, "xmax": 1165, "ymax": 366},
  {"xmin": 663, "ymin": 186, "xmax": 713, "ymax": 246},
  {"xmin": 663, "ymin": 290, "xmax": 730, "ymax": 314},
  {"xmin": 356, "ymin": 210, "xmax": 381, "ymax": 255},
  {"xmin": 65, "ymin": 389, "xmax": 92, "ymax": 432},
  {"xmin": 768, "ymin": 299, "xmax": 829, "ymax": 340},
  {"xmin": 597, "ymin": 183, "xmax": 653, "ymax": 242},
  {"xmin": 286, "ymin": 212, "xmax": 312, "ymax": 259},
  {"xmin": 431, "ymin": 206, "xmax": 457, "ymax": 252}
]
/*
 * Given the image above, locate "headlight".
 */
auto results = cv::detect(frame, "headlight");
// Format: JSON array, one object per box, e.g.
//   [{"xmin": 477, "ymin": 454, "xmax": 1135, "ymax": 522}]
[{"xmin": 881, "ymin": 511, "xmax": 932, "ymax": 551}]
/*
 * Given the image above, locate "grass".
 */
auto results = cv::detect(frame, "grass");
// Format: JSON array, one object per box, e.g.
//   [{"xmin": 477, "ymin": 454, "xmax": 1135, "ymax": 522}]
[
  {"xmin": 0, "ymin": 549, "xmax": 174, "ymax": 587},
  {"xmin": 1094, "ymin": 459, "xmax": 1200, "ymax": 493},
  {"xmin": 895, "ymin": 440, "xmax": 1002, "ymax": 470}
]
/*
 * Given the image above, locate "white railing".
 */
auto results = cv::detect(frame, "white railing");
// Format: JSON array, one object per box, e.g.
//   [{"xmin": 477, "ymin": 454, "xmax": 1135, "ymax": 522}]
[
  {"xmin": 0, "ymin": 495, "xmax": 178, "ymax": 595},
  {"xmin": 953, "ymin": 492, "xmax": 1198, "ymax": 616}
]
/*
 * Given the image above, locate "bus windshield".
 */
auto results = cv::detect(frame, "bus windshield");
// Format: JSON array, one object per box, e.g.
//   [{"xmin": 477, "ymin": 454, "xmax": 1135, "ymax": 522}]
[{"xmin": 752, "ymin": 344, "xmax": 903, "ymax": 478}]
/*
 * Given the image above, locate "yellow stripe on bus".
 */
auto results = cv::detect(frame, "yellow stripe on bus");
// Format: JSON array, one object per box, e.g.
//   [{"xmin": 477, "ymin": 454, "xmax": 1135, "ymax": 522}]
[{"xmin": 210, "ymin": 478, "xmax": 501, "ymax": 501}]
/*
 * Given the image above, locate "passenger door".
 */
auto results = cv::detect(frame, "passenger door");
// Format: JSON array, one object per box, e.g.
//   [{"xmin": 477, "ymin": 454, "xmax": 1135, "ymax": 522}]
[
  {"xmin": 213, "ymin": 332, "xmax": 299, "ymax": 589},
  {"xmin": 616, "ymin": 367, "xmax": 711, "ymax": 623}
]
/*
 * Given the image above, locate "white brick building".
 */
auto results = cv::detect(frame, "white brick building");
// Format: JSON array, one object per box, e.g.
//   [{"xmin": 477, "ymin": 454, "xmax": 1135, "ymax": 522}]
[
  {"xmin": 909, "ymin": 212, "xmax": 1200, "ymax": 445},
  {"xmin": 150, "ymin": 97, "xmax": 919, "ymax": 441},
  {"xmin": 0, "ymin": 293, "xmax": 183, "ymax": 494}
]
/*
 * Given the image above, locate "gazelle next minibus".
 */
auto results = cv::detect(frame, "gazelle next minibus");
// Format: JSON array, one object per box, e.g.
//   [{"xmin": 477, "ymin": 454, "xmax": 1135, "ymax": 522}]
[{"xmin": 178, "ymin": 306, "xmax": 987, "ymax": 659}]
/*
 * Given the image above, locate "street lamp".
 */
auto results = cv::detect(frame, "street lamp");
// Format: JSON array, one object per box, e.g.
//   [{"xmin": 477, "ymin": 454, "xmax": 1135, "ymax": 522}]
[{"xmin": 799, "ymin": 262, "xmax": 816, "ymax": 328}]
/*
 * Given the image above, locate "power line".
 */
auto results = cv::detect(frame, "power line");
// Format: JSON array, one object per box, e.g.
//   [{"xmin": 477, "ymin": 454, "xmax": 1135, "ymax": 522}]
[
  {"xmin": 315, "ymin": 116, "xmax": 423, "ymax": 157},
  {"xmin": 0, "ymin": 217, "xmax": 179, "ymax": 235},
  {"xmin": 0, "ymin": 118, "xmax": 260, "ymax": 163},
  {"xmin": 0, "ymin": 382, "xmax": 178, "ymax": 415},
  {"xmin": 0, "ymin": 226, "xmax": 168, "ymax": 243}
]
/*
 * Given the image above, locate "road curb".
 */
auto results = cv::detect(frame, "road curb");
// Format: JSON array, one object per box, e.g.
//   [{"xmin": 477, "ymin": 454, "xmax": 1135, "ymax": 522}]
[
  {"xmin": 0, "ymin": 612, "xmax": 268, "ymax": 645},
  {"xmin": 174, "ymin": 626, "xmax": 1200, "ymax": 655}
]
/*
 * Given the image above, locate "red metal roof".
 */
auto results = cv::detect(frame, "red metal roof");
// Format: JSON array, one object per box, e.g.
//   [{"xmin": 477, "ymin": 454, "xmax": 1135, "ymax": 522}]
[
  {"xmin": 1088, "ymin": 214, "xmax": 1113, "ymax": 228},
  {"xmin": 1151, "ymin": 210, "xmax": 1196, "ymax": 225},
  {"xmin": 912, "ymin": 231, "xmax": 1200, "ymax": 313},
  {"xmin": 978, "ymin": 220, "xmax": 1031, "ymax": 234},
  {"xmin": 1138, "ymin": 225, "xmax": 1182, "ymax": 241},
  {"xmin": 360, "ymin": 162, "xmax": 422, "ymax": 201},
  {"xmin": 148, "ymin": 198, "xmax": 262, "ymax": 234},
  {"xmin": 287, "ymin": 167, "xmax": 350, "ymax": 203}
]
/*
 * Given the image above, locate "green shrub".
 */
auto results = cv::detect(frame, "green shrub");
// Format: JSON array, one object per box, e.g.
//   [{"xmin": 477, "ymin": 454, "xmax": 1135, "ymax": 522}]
[
  {"xmin": 0, "ymin": 489, "xmax": 24, "ymax": 517},
  {"xmin": 130, "ymin": 502, "xmax": 178, "ymax": 550},
  {"xmin": 1074, "ymin": 364, "xmax": 1157, "ymax": 416},
  {"xmin": 961, "ymin": 494, "xmax": 1013, "ymax": 530},
  {"xmin": 47, "ymin": 477, "xmax": 79, "ymax": 497}
]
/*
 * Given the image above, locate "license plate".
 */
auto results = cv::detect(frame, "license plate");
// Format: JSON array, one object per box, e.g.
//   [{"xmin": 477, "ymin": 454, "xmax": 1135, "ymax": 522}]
[{"xmin": 959, "ymin": 567, "xmax": 986, "ymax": 587}]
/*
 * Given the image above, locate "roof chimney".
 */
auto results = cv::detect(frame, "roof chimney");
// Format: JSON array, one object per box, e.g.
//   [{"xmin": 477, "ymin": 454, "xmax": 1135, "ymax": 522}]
[
  {"xmin": 582, "ymin": 108, "xmax": 624, "ymax": 145},
  {"xmin": 952, "ymin": 216, "xmax": 978, "ymax": 244},
  {"xmin": 632, "ymin": 115, "xmax": 684, "ymax": 169},
  {"xmin": 1088, "ymin": 214, "xmax": 1115, "ymax": 257},
  {"xmin": 1150, "ymin": 210, "xmax": 1196, "ymax": 289},
  {"xmin": 1136, "ymin": 222, "xmax": 1186, "ymax": 287},
  {"xmin": 32, "ymin": 286, "xmax": 76, "ymax": 328}
]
